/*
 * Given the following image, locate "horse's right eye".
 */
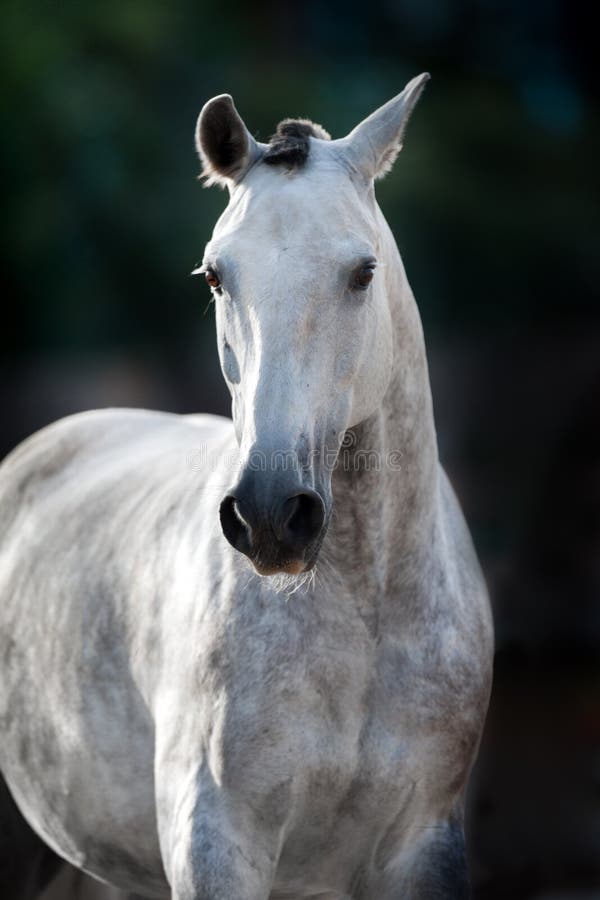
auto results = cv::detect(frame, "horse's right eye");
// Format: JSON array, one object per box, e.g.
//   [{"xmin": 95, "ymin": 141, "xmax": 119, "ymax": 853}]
[
  {"xmin": 205, "ymin": 269, "xmax": 221, "ymax": 290},
  {"xmin": 352, "ymin": 263, "xmax": 376, "ymax": 291}
]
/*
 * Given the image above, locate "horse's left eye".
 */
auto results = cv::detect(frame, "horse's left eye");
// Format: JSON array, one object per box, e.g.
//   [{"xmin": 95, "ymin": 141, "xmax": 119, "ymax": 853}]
[{"xmin": 353, "ymin": 265, "xmax": 375, "ymax": 290}]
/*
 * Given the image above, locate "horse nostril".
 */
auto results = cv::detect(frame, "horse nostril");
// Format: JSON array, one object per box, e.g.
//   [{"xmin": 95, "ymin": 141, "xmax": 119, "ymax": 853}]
[
  {"xmin": 219, "ymin": 495, "xmax": 252, "ymax": 555},
  {"xmin": 279, "ymin": 491, "xmax": 325, "ymax": 547}
]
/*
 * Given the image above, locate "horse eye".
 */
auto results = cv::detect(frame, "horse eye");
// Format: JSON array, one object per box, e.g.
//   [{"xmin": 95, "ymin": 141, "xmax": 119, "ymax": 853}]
[
  {"xmin": 205, "ymin": 269, "xmax": 221, "ymax": 290},
  {"xmin": 353, "ymin": 264, "xmax": 375, "ymax": 290}
]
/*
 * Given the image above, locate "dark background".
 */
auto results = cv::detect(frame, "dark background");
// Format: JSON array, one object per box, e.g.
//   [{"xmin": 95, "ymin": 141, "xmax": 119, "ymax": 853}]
[{"xmin": 2, "ymin": 1, "xmax": 599, "ymax": 897}]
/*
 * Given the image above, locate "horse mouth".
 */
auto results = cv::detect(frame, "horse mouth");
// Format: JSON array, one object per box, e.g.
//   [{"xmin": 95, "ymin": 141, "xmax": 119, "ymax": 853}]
[
  {"xmin": 252, "ymin": 558, "xmax": 307, "ymax": 577},
  {"xmin": 249, "ymin": 538, "xmax": 323, "ymax": 578}
]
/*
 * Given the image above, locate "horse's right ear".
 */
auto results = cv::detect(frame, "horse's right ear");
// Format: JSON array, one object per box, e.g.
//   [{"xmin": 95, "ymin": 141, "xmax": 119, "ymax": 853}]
[
  {"xmin": 342, "ymin": 73, "xmax": 430, "ymax": 181},
  {"xmin": 196, "ymin": 95, "xmax": 262, "ymax": 189}
]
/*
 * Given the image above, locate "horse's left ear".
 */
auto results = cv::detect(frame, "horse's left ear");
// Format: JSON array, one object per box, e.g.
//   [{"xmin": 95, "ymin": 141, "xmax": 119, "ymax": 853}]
[
  {"xmin": 196, "ymin": 94, "xmax": 262, "ymax": 189},
  {"xmin": 342, "ymin": 73, "xmax": 430, "ymax": 181}
]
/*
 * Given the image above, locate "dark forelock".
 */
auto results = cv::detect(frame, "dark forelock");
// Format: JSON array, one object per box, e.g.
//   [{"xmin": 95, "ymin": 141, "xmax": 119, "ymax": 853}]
[{"xmin": 263, "ymin": 118, "xmax": 331, "ymax": 170}]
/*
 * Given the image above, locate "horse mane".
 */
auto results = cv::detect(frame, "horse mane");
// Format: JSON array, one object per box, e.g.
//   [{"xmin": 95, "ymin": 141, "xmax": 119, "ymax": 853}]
[{"xmin": 263, "ymin": 118, "xmax": 331, "ymax": 170}]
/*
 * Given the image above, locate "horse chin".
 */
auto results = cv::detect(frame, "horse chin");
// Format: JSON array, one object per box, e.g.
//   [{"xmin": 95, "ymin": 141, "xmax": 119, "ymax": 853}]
[
  {"xmin": 252, "ymin": 558, "xmax": 308, "ymax": 578},
  {"xmin": 246, "ymin": 527, "xmax": 326, "ymax": 579}
]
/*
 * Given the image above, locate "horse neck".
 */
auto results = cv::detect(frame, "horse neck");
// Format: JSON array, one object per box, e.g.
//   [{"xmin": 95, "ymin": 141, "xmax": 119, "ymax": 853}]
[{"xmin": 325, "ymin": 211, "xmax": 439, "ymax": 606}]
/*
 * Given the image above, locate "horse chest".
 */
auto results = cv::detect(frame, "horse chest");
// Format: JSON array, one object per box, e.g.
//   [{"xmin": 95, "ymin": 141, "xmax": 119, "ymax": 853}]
[
  {"xmin": 218, "ymin": 621, "xmax": 474, "ymax": 841},
  {"xmin": 219, "ymin": 645, "xmax": 471, "ymax": 895}
]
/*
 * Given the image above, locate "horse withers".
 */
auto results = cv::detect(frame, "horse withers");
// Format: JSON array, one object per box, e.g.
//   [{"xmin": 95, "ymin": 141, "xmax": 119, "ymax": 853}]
[{"xmin": 0, "ymin": 75, "xmax": 493, "ymax": 899}]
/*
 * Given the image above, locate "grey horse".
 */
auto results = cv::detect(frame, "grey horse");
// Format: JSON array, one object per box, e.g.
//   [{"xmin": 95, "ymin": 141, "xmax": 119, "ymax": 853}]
[{"xmin": 0, "ymin": 74, "xmax": 493, "ymax": 899}]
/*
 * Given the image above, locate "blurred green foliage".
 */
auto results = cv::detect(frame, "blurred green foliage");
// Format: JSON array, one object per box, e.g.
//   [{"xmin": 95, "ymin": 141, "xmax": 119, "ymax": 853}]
[{"xmin": 1, "ymin": 0, "xmax": 597, "ymax": 358}]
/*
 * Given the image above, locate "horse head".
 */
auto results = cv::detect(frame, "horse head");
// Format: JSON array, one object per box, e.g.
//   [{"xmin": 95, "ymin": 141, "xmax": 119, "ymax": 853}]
[{"xmin": 195, "ymin": 74, "xmax": 429, "ymax": 576}]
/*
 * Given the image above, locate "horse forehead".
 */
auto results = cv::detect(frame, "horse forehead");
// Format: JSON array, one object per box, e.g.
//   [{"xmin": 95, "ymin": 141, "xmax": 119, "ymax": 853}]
[
  {"xmin": 255, "ymin": 168, "xmax": 363, "ymax": 224},
  {"xmin": 213, "ymin": 169, "xmax": 375, "ymax": 261}
]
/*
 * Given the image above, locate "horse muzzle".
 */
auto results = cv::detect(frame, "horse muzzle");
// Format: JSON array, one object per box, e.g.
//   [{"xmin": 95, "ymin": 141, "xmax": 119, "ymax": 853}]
[{"xmin": 219, "ymin": 474, "xmax": 328, "ymax": 576}]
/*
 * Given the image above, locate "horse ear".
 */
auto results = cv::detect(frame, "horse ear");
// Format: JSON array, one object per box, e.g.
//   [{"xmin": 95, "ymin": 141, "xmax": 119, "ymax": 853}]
[
  {"xmin": 196, "ymin": 95, "xmax": 262, "ymax": 189},
  {"xmin": 343, "ymin": 73, "xmax": 430, "ymax": 181}
]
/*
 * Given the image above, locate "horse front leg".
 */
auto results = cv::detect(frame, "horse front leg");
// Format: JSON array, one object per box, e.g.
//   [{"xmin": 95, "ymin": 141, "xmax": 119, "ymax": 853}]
[
  {"xmin": 158, "ymin": 766, "xmax": 283, "ymax": 900},
  {"xmin": 168, "ymin": 815, "xmax": 276, "ymax": 900},
  {"xmin": 362, "ymin": 817, "xmax": 470, "ymax": 900}
]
